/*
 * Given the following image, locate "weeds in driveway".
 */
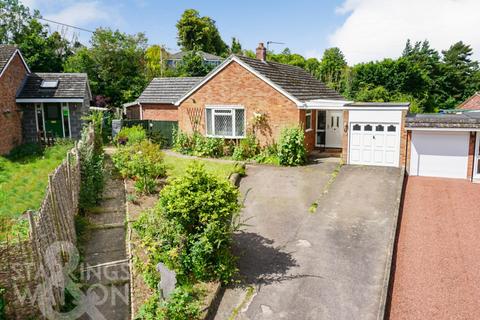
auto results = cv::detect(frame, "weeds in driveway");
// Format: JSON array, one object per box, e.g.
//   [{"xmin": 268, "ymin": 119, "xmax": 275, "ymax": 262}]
[{"xmin": 309, "ymin": 162, "xmax": 343, "ymax": 214}]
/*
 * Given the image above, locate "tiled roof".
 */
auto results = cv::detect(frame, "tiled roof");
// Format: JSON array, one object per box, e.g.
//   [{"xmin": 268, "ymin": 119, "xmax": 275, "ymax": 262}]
[
  {"xmin": 457, "ymin": 92, "xmax": 480, "ymax": 110},
  {"xmin": 345, "ymin": 102, "xmax": 410, "ymax": 108},
  {"xmin": 138, "ymin": 77, "xmax": 203, "ymax": 104},
  {"xmin": 235, "ymin": 55, "xmax": 345, "ymax": 102},
  {"xmin": 17, "ymin": 73, "xmax": 90, "ymax": 99},
  {"xmin": 406, "ymin": 112, "xmax": 480, "ymax": 129},
  {"xmin": 168, "ymin": 51, "xmax": 223, "ymax": 61},
  {"xmin": 0, "ymin": 45, "xmax": 18, "ymax": 74}
]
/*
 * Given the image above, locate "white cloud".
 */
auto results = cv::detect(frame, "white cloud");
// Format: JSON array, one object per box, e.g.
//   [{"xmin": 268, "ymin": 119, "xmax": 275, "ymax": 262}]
[
  {"xmin": 44, "ymin": 2, "xmax": 110, "ymax": 28},
  {"xmin": 330, "ymin": 0, "xmax": 480, "ymax": 64}
]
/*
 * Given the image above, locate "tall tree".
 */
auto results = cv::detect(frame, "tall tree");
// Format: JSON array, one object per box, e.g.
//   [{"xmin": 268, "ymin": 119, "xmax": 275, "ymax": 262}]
[
  {"xmin": 441, "ymin": 41, "xmax": 479, "ymax": 107},
  {"xmin": 318, "ymin": 47, "xmax": 347, "ymax": 91},
  {"xmin": 64, "ymin": 28, "xmax": 148, "ymax": 107},
  {"xmin": 176, "ymin": 51, "xmax": 214, "ymax": 77},
  {"xmin": 230, "ymin": 37, "xmax": 242, "ymax": 54},
  {"xmin": 0, "ymin": 0, "xmax": 32, "ymax": 42},
  {"xmin": 176, "ymin": 9, "xmax": 228, "ymax": 56},
  {"xmin": 145, "ymin": 45, "xmax": 170, "ymax": 79}
]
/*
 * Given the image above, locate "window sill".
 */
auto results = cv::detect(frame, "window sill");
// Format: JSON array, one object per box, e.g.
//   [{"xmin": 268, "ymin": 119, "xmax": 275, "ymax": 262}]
[
  {"xmin": 305, "ymin": 128, "xmax": 313, "ymax": 132},
  {"xmin": 206, "ymin": 134, "xmax": 246, "ymax": 139}
]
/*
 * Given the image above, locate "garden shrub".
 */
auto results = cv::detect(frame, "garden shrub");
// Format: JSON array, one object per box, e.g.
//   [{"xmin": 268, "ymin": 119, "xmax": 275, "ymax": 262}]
[
  {"xmin": 115, "ymin": 125, "xmax": 147, "ymax": 145},
  {"xmin": 255, "ymin": 143, "xmax": 280, "ymax": 165},
  {"xmin": 173, "ymin": 130, "xmax": 225, "ymax": 158},
  {"xmin": 277, "ymin": 127, "xmax": 307, "ymax": 166},
  {"xmin": 232, "ymin": 134, "xmax": 260, "ymax": 160},
  {"xmin": 172, "ymin": 129, "xmax": 194, "ymax": 154},
  {"xmin": 79, "ymin": 126, "xmax": 104, "ymax": 211},
  {"xmin": 6, "ymin": 142, "xmax": 44, "ymax": 161},
  {"xmin": 133, "ymin": 162, "xmax": 240, "ymax": 284},
  {"xmin": 0, "ymin": 287, "xmax": 5, "ymax": 320},
  {"xmin": 112, "ymin": 140, "xmax": 166, "ymax": 194}
]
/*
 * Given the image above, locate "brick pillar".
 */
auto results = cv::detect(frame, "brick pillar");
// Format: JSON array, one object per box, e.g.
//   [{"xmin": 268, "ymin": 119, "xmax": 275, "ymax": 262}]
[
  {"xmin": 399, "ymin": 110, "xmax": 408, "ymax": 168},
  {"xmin": 467, "ymin": 132, "xmax": 476, "ymax": 180},
  {"xmin": 341, "ymin": 110, "xmax": 349, "ymax": 163}
]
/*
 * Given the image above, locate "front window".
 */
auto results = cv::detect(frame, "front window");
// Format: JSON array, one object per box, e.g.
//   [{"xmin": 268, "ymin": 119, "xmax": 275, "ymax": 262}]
[
  {"xmin": 305, "ymin": 110, "xmax": 312, "ymax": 131},
  {"xmin": 206, "ymin": 106, "xmax": 245, "ymax": 138}
]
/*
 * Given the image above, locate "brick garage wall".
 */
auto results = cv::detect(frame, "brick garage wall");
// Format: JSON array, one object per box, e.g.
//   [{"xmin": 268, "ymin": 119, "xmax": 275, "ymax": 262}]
[
  {"xmin": 0, "ymin": 53, "xmax": 28, "ymax": 154},
  {"xmin": 467, "ymin": 132, "xmax": 476, "ymax": 180},
  {"xmin": 405, "ymin": 130, "xmax": 412, "ymax": 174},
  {"xmin": 399, "ymin": 110, "xmax": 408, "ymax": 168},
  {"xmin": 341, "ymin": 110, "xmax": 349, "ymax": 163},
  {"xmin": 142, "ymin": 103, "xmax": 178, "ymax": 121},
  {"xmin": 178, "ymin": 61, "xmax": 300, "ymax": 147},
  {"xmin": 126, "ymin": 105, "xmax": 140, "ymax": 119}
]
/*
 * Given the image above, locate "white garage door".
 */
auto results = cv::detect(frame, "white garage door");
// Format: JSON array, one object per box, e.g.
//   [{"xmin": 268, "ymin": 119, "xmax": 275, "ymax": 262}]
[
  {"xmin": 410, "ymin": 131, "xmax": 469, "ymax": 179},
  {"xmin": 349, "ymin": 123, "xmax": 400, "ymax": 167}
]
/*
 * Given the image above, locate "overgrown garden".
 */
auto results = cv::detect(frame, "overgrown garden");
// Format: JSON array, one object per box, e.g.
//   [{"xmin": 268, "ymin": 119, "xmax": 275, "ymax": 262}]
[{"xmin": 113, "ymin": 126, "xmax": 242, "ymax": 319}]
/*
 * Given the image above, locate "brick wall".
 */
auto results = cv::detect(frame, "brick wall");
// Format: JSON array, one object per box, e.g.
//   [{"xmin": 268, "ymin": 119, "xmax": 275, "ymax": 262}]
[
  {"xmin": 467, "ymin": 132, "xmax": 476, "ymax": 180},
  {"xmin": 399, "ymin": 110, "xmax": 408, "ymax": 168},
  {"xmin": 405, "ymin": 131, "xmax": 412, "ymax": 174},
  {"xmin": 142, "ymin": 103, "xmax": 178, "ymax": 121},
  {"xmin": 178, "ymin": 61, "xmax": 301, "ymax": 147},
  {"xmin": 341, "ymin": 110, "xmax": 349, "ymax": 163},
  {"xmin": 0, "ymin": 53, "xmax": 28, "ymax": 154}
]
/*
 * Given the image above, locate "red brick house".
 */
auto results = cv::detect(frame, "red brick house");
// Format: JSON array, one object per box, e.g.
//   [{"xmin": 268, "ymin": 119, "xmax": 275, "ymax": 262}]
[
  {"xmin": 0, "ymin": 45, "xmax": 30, "ymax": 154},
  {"xmin": 174, "ymin": 43, "xmax": 409, "ymax": 168},
  {"xmin": 0, "ymin": 45, "xmax": 91, "ymax": 155},
  {"xmin": 457, "ymin": 92, "xmax": 480, "ymax": 111},
  {"xmin": 124, "ymin": 77, "xmax": 202, "ymax": 121}
]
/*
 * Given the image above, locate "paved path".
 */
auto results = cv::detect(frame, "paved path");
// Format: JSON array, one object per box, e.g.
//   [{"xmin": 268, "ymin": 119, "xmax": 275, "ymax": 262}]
[
  {"xmin": 389, "ymin": 177, "xmax": 480, "ymax": 320},
  {"xmin": 214, "ymin": 164, "xmax": 403, "ymax": 320},
  {"xmin": 80, "ymin": 149, "xmax": 130, "ymax": 319}
]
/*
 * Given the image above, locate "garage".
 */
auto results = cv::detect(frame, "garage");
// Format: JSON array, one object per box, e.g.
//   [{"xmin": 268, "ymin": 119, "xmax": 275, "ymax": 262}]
[
  {"xmin": 410, "ymin": 131, "xmax": 470, "ymax": 179},
  {"xmin": 346, "ymin": 103, "xmax": 407, "ymax": 167}
]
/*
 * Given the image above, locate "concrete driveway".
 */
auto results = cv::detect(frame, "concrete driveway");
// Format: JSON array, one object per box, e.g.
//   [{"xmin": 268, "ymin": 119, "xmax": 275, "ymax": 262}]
[{"xmin": 214, "ymin": 163, "xmax": 404, "ymax": 320}]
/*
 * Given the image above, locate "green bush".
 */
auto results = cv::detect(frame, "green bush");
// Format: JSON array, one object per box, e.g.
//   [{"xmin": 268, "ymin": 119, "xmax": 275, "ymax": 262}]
[
  {"xmin": 116, "ymin": 125, "xmax": 147, "ymax": 145},
  {"xmin": 278, "ymin": 127, "xmax": 307, "ymax": 166},
  {"xmin": 6, "ymin": 142, "xmax": 44, "ymax": 161},
  {"xmin": 232, "ymin": 134, "xmax": 260, "ymax": 160},
  {"xmin": 0, "ymin": 287, "xmax": 5, "ymax": 320},
  {"xmin": 173, "ymin": 130, "xmax": 225, "ymax": 158},
  {"xmin": 112, "ymin": 140, "xmax": 166, "ymax": 194},
  {"xmin": 133, "ymin": 162, "xmax": 240, "ymax": 284},
  {"xmin": 255, "ymin": 144, "xmax": 280, "ymax": 165}
]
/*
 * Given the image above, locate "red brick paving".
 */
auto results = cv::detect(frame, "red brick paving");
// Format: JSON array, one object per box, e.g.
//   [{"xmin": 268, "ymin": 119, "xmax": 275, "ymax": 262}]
[{"xmin": 389, "ymin": 176, "xmax": 480, "ymax": 320}]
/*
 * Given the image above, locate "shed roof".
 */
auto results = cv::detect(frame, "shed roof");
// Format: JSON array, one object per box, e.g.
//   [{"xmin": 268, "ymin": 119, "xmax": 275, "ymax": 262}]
[{"xmin": 406, "ymin": 112, "xmax": 480, "ymax": 129}]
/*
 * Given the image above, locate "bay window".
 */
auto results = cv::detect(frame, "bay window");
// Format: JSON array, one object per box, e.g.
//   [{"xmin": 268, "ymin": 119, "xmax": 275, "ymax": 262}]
[{"xmin": 205, "ymin": 106, "xmax": 245, "ymax": 138}]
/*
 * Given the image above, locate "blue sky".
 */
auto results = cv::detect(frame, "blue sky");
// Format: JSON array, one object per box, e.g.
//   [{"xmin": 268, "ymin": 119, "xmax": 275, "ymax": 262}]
[{"xmin": 23, "ymin": 0, "xmax": 480, "ymax": 64}]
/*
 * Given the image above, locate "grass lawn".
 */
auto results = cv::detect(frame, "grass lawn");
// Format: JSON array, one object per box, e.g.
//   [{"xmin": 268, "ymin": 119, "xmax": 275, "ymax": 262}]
[
  {"xmin": 163, "ymin": 154, "xmax": 238, "ymax": 180},
  {"xmin": 0, "ymin": 142, "xmax": 73, "ymax": 240}
]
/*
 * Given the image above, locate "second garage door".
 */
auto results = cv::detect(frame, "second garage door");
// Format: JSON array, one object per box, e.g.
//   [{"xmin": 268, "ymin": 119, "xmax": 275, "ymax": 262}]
[
  {"xmin": 410, "ymin": 131, "xmax": 469, "ymax": 179},
  {"xmin": 349, "ymin": 123, "xmax": 400, "ymax": 167}
]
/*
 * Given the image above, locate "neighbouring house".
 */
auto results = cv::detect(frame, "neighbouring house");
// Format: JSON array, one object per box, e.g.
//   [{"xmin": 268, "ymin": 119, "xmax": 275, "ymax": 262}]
[
  {"xmin": 124, "ymin": 77, "xmax": 202, "ymax": 121},
  {"xmin": 405, "ymin": 113, "xmax": 480, "ymax": 181},
  {"xmin": 0, "ymin": 45, "xmax": 91, "ymax": 155},
  {"xmin": 174, "ymin": 43, "xmax": 409, "ymax": 168},
  {"xmin": 166, "ymin": 51, "xmax": 223, "ymax": 69},
  {"xmin": 0, "ymin": 45, "xmax": 30, "ymax": 154},
  {"xmin": 457, "ymin": 92, "xmax": 480, "ymax": 111},
  {"xmin": 16, "ymin": 73, "xmax": 92, "ymax": 142}
]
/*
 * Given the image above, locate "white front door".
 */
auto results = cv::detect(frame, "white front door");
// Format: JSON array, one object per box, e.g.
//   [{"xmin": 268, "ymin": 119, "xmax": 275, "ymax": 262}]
[
  {"xmin": 349, "ymin": 123, "xmax": 400, "ymax": 167},
  {"xmin": 326, "ymin": 111, "xmax": 343, "ymax": 148}
]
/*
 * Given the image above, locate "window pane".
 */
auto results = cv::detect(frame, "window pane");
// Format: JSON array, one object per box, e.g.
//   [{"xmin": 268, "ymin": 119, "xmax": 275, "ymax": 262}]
[
  {"xmin": 375, "ymin": 125, "xmax": 384, "ymax": 132},
  {"xmin": 305, "ymin": 111, "xmax": 312, "ymax": 130},
  {"xmin": 387, "ymin": 125, "xmax": 396, "ymax": 132},
  {"xmin": 214, "ymin": 114, "xmax": 232, "ymax": 136},
  {"xmin": 317, "ymin": 111, "xmax": 326, "ymax": 130},
  {"xmin": 316, "ymin": 131, "xmax": 325, "ymax": 145},
  {"xmin": 353, "ymin": 124, "xmax": 361, "ymax": 131},
  {"xmin": 206, "ymin": 109, "xmax": 212, "ymax": 135},
  {"xmin": 364, "ymin": 124, "xmax": 372, "ymax": 131},
  {"xmin": 235, "ymin": 109, "xmax": 245, "ymax": 137}
]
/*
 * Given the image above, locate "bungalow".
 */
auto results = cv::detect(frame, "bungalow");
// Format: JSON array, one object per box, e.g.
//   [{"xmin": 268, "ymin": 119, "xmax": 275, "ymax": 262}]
[
  {"xmin": 174, "ymin": 43, "xmax": 409, "ymax": 168},
  {"xmin": 0, "ymin": 45, "xmax": 91, "ymax": 155},
  {"xmin": 124, "ymin": 77, "xmax": 202, "ymax": 121},
  {"xmin": 457, "ymin": 92, "xmax": 480, "ymax": 111}
]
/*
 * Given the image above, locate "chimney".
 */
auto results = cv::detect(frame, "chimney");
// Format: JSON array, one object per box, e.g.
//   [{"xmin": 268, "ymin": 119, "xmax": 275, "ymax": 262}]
[{"xmin": 256, "ymin": 42, "xmax": 267, "ymax": 61}]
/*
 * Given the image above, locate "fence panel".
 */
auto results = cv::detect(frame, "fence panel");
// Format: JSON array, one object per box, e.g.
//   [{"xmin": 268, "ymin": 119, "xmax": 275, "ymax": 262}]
[{"xmin": 122, "ymin": 120, "xmax": 178, "ymax": 147}]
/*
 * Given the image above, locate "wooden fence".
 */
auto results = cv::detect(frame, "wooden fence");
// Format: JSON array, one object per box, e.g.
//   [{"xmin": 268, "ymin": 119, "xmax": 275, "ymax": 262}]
[{"xmin": 0, "ymin": 125, "xmax": 95, "ymax": 319}]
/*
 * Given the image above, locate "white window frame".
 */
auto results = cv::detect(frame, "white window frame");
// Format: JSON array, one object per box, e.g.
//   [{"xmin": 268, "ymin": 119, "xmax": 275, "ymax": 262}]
[
  {"xmin": 305, "ymin": 110, "xmax": 312, "ymax": 131},
  {"xmin": 205, "ymin": 105, "xmax": 246, "ymax": 139}
]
